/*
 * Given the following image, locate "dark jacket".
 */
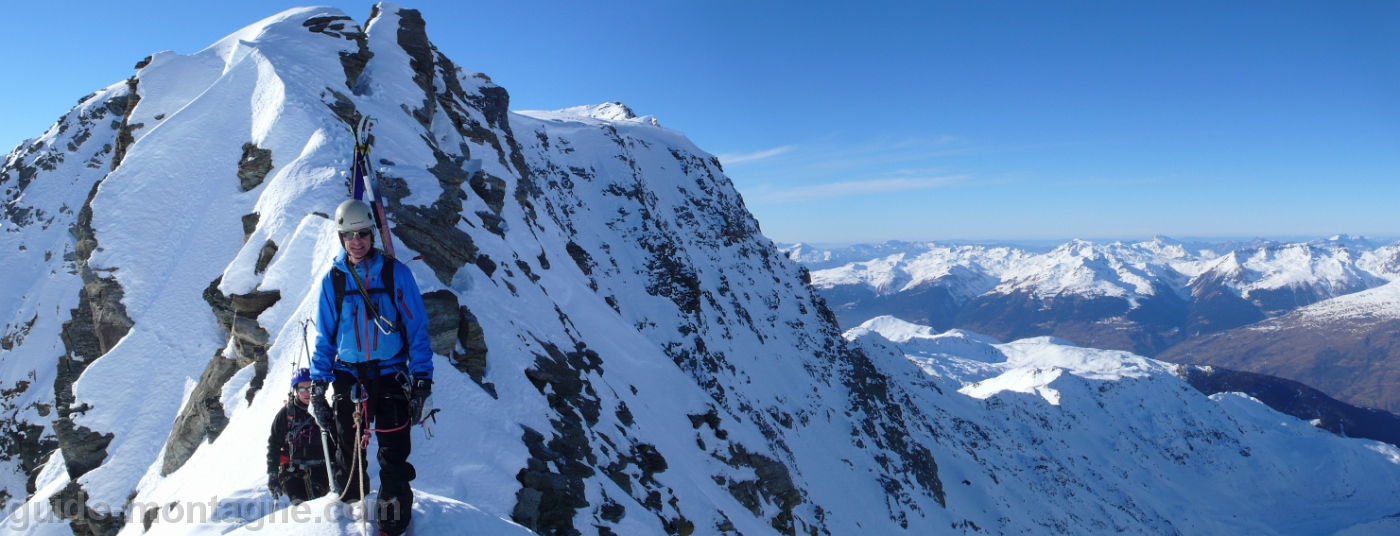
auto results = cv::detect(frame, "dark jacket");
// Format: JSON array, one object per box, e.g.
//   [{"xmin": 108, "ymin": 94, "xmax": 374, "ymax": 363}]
[{"xmin": 266, "ymin": 398, "xmax": 326, "ymax": 474}]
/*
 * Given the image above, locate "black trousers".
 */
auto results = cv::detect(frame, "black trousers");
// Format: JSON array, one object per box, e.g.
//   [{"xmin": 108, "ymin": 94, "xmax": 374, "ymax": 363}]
[
  {"xmin": 278, "ymin": 464, "xmax": 331, "ymax": 504},
  {"xmin": 332, "ymin": 368, "xmax": 416, "ymax": 535}
]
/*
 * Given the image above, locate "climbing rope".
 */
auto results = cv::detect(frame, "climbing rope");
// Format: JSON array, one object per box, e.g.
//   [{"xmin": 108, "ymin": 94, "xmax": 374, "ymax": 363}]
[{"xmin": 333, "ymin": 393, "xmax": 370, "ymax": 535}]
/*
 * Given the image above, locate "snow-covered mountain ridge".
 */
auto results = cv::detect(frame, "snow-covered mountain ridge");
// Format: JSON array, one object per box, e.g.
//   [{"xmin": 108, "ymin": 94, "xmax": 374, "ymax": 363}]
[
  {"xmin": 844, "ymin": 316, "xmax": 1400, "ymax": 535},
  {"xmin": 1, "ymin": 4, "xmax": 1398, "ymax": 535},
  {"xmin": 797, "ymin": 236, "xmax": 1400, "ymax": 305},
  {"xmin": 794, "ymin": 236, "xmax": 1400, "ymax": 356}
]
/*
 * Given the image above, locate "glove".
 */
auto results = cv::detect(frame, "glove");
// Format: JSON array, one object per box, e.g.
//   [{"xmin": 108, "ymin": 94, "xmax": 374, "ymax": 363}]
[
  {"xmin": 309, "ymin": 381, "xmax": 333, "ymax": 428},
  {"xmin": 267, "ymin": 472, "xmax": 282, "ymax": 497},
  {"xmin": 408, "ymin": 378, "xmax": 432, "ymax": 424}
]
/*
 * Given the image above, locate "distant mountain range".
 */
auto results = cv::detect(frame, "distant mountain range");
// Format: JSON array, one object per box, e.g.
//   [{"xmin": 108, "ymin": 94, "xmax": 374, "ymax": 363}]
[{"xmin": 788, "ymin": 236, "xmax": 1400, "ymax": 410}]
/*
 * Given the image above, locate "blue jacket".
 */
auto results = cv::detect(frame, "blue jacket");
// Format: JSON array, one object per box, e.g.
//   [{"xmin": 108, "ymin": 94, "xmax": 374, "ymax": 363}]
[{"xmin": 311, "ymin": 250, "xmax": 433, "ymax": 383}]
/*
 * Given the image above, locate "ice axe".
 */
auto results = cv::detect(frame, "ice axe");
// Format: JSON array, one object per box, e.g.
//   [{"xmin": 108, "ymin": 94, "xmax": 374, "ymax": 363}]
[{"xmin": 310, "ymin": 397, "xmax": 343, "ymax": 498}]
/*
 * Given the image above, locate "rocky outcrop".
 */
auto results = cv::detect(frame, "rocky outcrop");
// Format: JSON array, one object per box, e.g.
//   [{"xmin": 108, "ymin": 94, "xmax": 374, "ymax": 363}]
[
  {"xmin": 204, "ymin": 282, "xmax": 280, "ymax": 404},
  {"xmin": 719, "ymin": 444, "xmax": 800, "ymax": 534},
  {"xmin": 422, "ymin": 290, "xmax": 493, "ymax": 396},
  {"xmin": 107, "ymin": 78, "xmax": 142, "ymax": 172},
  {"xmin": 236, "ymin": 143, "xmax": 273, "ymax": 191},
  {"xmin": 301, "ymin": 13, "xmax": 375, "ymax": 92},
  {"xmin": 0, "ymin": 379, "xmax": 57, "ymax": 500},
  {"xmin": 240, "ymin": 213, "xmax": 258, "ymax": 242},
  {"xmin": 55, "ymin": 179, "xmax": 132, "ymax": 481},
  {"xmin": 454, "ymin": 306, "xmax": 491, "ymax": 394},
  {"xmin": 52, "ymin": 147, "xmax": 135, "ymax": 535},
  {"xmin": 0, "ymin": 316, "xmax": 37, "ymax": 352},
  {"xmin": 254, "ymin": 239, "xmax": 277, "ymax": 274},
  {"xmin": 514, "ymin": 341, "xmax": 603, "ymax": 535},
  {"xmin": 160, "ymin": 279, "xmax": 279, "ymax": 475},
  {"xmin": 159, "ymin": 350, "xmax": 240, "ymax": 476},
  {"xmin": 395, "ymin": 9, "xmax": 436, "ymax": 129},
  {"xmin": 684, "ymin": 408, "xmax": 800, "ymax": 535},
  {"xmin": 381, "ymin": 154, "xmax": 481, "ymax": 285},
  {"xmin": 48, "ymin": 482, "xmax": 122, "ymax": 536}
]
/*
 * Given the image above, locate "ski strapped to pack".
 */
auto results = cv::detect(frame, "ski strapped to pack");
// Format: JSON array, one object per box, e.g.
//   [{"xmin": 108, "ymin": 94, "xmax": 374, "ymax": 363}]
[{"xmin": 349, "ymin": 117, "xmax": 396, "ymax": 258}]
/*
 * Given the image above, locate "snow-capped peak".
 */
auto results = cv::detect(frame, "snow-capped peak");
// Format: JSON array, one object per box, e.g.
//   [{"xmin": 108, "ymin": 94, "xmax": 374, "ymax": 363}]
[{"xmin": 517, "ymin": 101, "xmax": 661, "ymax": 127}]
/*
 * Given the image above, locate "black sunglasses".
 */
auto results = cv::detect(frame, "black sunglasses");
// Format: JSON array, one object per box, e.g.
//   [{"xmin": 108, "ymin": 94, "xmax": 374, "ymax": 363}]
[{"xmin": 340, "ymin": 229, "xmax": 373, "ymax": 240}]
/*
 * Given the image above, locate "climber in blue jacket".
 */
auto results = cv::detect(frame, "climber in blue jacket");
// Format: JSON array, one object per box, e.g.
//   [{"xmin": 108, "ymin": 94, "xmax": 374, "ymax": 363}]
[{"xmin": 309, "ymin": 199, "xmax": 433, "ymax": 536}]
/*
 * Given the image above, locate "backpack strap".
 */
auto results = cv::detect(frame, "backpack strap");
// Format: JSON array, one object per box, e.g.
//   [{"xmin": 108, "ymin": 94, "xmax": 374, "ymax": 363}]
[
  {"xmin": 327, "ymin": 251, "xmax": 410, "ymax": 366},
  {"xmin": 329, "ymin": 269, "xmax": 348, "ymax": 353},
  {"xmin": 379, "ymin": 259, "xmax": 411, "ymax": 353}
]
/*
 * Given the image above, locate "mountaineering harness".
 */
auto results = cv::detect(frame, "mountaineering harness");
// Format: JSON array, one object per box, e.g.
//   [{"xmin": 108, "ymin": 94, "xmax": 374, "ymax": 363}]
[{"xmin": 326, "ymin": 255, "xmax": 439, "ymax": 532}]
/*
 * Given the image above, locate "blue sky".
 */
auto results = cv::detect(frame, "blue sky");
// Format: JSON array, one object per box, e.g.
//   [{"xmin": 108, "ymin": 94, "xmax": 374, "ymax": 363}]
[{"xmin": 3, "ymin": 1, "xmax": 1397, "ymax": 245}]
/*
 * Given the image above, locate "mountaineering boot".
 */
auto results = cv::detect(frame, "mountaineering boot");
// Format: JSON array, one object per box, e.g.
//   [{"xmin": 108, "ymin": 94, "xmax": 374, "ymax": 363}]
[{"xmin": 378, "ymin": 520, "xmax": 413, "ymax": 536}]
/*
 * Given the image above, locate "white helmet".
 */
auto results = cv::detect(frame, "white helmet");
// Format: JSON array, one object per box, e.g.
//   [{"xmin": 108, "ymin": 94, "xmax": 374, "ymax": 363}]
[{"xmin": 335, "ymin": 200, "xmax": 375, "ymax": 233}]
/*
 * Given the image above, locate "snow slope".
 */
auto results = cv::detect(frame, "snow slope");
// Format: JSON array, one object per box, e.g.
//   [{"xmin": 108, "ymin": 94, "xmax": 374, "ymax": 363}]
[
  {"xmin": 847, "ymin": 316, "xmax": 1400, "ymax": 535},
  {"xmin": 0, "ymin": 4, "xmax": 1397, "ymax": 536}
]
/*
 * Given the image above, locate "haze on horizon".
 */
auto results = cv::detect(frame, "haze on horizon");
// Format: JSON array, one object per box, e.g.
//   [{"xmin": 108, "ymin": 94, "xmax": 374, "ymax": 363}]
[{"xmin": 3, "ymin": 1, "xmax": 1396, "ymax": 244}]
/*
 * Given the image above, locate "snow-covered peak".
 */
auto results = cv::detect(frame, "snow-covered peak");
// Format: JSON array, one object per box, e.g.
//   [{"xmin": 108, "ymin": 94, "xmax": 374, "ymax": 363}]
[
  {"xmin": 194, "ymin": 6, "xmax": 361, "ymax": 68},
  {"xmin": 517, "ymin": 101, "xmax": 661, "ymax": 127},
  {"xmin": 848, "ymin": 315, "xmax": 938, "ymax": 341},
  {"xmin": 1271, "ymin": 278, "xmax": 1400, "ymax": 327},
  {"xmin": 807, "ymin": 235, "xmax": 1399, "ymax": 313},
  {"xmin": 809, "ymin": 243, "xmax": 1028, "ymax": 301},
  {"xmin": 781, "ymin": 240, "xmax": 938, "ymax": 269},
  {"xmin": 1194, "ymin": 242, "xmax": 1387, "ymax": 303},
  {"xmin": 1311, "ymin": 234, "xmax": 1389, "ymax": 251},
  {"xmin": 992, "ymin": 239, "xmax": 1190, "ymax": 301}
]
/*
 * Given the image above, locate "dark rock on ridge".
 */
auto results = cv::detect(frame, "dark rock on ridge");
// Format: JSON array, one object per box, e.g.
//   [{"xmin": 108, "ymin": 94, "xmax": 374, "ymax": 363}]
[
  {"xmin": 48, "ymin": 482, "xmax": 122, "ymax": 536},
  {"xmin": 254, "ymin": 239, "xmax": 277, "ymax": 274},
  {"xmin": 236, "ymin": 143, "xmax": 273, "ymax": 191},
  {"xmin": 161, "ymin": 279, "xmax": 280, "ymax": 476}
]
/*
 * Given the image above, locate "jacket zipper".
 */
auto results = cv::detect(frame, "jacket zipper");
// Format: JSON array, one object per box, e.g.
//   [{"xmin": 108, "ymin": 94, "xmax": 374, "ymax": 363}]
[
  {"xmin": 371, "ymin": 304, "xmax": 379, "ymax": 351},
  {"xmin": 397, "ymin": 289, "xmax": 413, "ymax": 320},
  {"xmin": 352, "ymin": 303, "xmax": 362, "ymax": 351}
]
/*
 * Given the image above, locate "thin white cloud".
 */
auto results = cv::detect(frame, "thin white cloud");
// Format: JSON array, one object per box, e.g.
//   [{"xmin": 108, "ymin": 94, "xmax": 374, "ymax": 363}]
[
  {"xmin": 755, "ymin": 175, "xmax": 965, "ymax": 202},
  {"xmin": 715, "ymin": 145, "xmax": 794, "ymax": 165}
]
